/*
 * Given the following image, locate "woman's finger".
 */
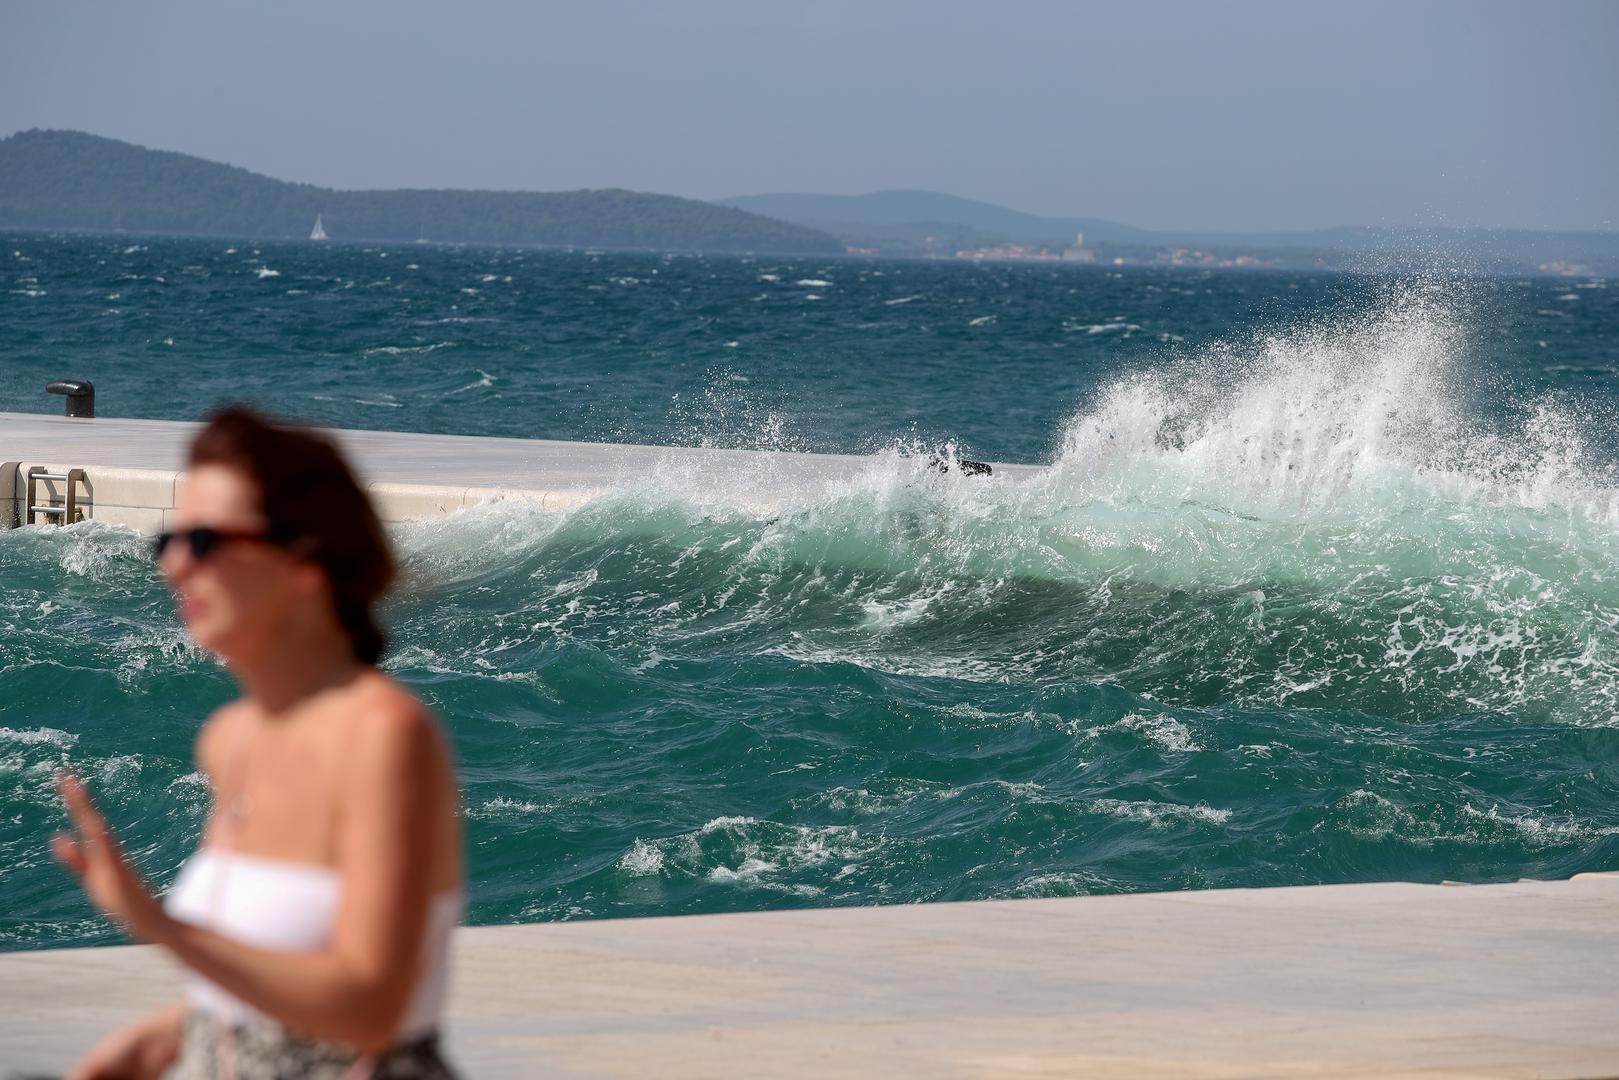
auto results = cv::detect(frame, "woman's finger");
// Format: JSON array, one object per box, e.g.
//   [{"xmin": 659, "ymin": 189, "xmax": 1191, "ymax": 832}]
[
  {"xmin": 51, "ymin": 832, "xmax": 87, "ymax": 877},
  {"xmin": 57, "ymin": 771, "xmax": 113, "ymax": 849}
]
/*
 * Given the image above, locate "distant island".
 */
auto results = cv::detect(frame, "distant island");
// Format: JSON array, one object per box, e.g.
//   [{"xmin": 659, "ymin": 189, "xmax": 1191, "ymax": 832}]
[
  {"xmin": 4, "ymin": 131, "xmax": 1611, "ymax": 274},
  {"xmin": 0, "ymin": 130, "xmax": 843, "ymax": 255},
  {"xmin": 720, "ymin": 190, "xmax": 1619, "ymax": 275}
]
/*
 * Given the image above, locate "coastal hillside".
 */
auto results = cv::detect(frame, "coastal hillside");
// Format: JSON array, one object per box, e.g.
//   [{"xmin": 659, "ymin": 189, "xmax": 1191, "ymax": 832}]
[
  {"xmin": 0, "ymin": 130, "xmax": 844, "ymax": 255},
  {"xmin": 722, "ymin": 189, "xmax": 1619, "ymax": 272},
  {"xmin": 720, "ymin": 190, "xmax": 1151, "ymax": 246}
]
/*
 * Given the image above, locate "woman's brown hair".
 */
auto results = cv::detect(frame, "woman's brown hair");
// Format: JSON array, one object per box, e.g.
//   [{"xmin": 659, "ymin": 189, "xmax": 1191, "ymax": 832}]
[{"xmin": 188, "ymin": 406, "xmax": 396, "ymax": 665}]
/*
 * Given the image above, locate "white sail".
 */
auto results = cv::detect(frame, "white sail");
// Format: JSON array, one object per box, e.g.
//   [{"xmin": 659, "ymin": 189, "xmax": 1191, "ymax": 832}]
[{"xmin": 310, "ymin": 214, "xmax": 328, "ymax": 241}]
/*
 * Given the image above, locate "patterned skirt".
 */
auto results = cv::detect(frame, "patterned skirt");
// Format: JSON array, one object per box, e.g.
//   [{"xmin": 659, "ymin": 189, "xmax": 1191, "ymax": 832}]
[{"xmin": 167, "ymin": 1011, "xmax": 459, "ymax": 1080}]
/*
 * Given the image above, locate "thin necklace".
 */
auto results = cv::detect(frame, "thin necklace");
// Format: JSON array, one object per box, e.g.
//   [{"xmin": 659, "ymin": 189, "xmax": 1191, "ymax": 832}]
[{"xmin": 216, "ymin": 735, "xmax": 260, "ymax": 839}]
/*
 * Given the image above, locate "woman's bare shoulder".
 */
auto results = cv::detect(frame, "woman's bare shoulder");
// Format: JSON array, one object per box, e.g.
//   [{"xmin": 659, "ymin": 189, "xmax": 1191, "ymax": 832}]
[
  {"xmin": 343, "ymin": 671, "xmax": 449, "ymax": 761},
  {"xmin": 194, "ymin": 700, "xmax": 254, "ymax": 776},
  {"xmin": 347, "ymin": 669, "xmax": 436, "ymax": 722}
]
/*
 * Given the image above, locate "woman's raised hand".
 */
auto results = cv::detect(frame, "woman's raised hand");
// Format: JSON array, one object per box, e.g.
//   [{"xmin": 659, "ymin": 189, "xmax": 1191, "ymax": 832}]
[
  {"xmin": 63, "ymin": 1003, "xmax": 186, "ymax": 1080},
  {"xmin": 52, "ymin": 772, "xmax": 165, "ymax": 941}
]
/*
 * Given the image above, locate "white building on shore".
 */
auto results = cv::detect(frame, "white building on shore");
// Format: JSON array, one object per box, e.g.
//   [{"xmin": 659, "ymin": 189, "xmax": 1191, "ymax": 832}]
[{"xmin": 1062, "ymin": 232, "xmax": 1095, "ymax": 262}]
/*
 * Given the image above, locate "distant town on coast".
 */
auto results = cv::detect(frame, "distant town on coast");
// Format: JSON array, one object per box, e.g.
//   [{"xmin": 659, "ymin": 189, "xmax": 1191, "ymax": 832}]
[{"xmin": 3, "ymin": 129, "xmax": 1615, "ymax": 276}]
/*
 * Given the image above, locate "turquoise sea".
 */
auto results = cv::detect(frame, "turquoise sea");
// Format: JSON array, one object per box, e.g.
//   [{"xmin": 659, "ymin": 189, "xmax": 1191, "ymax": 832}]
[{"xmin": 3, "ymin": 232, "xmax": 1618, "ymax": 950}]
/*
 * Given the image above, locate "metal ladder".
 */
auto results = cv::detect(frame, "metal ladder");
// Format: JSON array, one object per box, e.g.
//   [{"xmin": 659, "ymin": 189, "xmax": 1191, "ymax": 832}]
[{"xmin": 24, "ymin": 466, "xmax": 87, "ymax": 526}]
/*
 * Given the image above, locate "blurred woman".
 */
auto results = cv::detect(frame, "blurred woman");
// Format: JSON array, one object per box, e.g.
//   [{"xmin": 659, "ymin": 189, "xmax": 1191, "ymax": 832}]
[{"xmin": 54, "ymin": 406, "xmax": 463, "ymax": 1079}]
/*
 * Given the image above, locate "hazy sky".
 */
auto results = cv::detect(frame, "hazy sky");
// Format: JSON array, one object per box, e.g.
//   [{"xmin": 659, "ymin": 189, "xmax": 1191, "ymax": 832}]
[{"xmin": 3, "ymin": 0, "xmax": 1615, "ymax": 232}]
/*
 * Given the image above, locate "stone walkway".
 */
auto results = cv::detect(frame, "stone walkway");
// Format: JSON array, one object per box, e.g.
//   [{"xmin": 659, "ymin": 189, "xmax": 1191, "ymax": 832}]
[{"xmin": 4, "ymin": 875, "xmax": 1617, "ymax": 1078}]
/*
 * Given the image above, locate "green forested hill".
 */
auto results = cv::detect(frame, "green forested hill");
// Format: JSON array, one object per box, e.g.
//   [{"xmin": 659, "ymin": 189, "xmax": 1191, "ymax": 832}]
[{"xmin": 0, "ymin": 130, "xmax": 844, "ymax": 254}]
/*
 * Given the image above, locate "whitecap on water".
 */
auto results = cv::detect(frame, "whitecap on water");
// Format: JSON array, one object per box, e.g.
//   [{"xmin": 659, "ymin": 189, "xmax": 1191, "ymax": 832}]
[
  {"xmin": 362, "ymin": 342, "xmax": 455, "ymax": 357},
  {"xmin": 469, "ymin": 796, "xmax": 550, "ymax": 817},
  {"xmin": 1089, "ymin": 798, "xmax": 1231, "ymax": 829},
  {"xmin": 622, "ymin": 815, "xmax": 880, "ymax": 895},
  {"xmin": 617, "ymin": 838, "xmax": 665, "ymax": 874},
  {"xmin": 0, "ymin": 727, "xmax": 78, "ymax": 749},
  {"xmin": 1459, "ymin": 803, "xmax": 1619, "ymax": 846},
  {"xmin": 1004, "ymin": 869, "xmax": 1114, "ymax": 898},
  {"xmin": 448, "ymin": 369, "xmax": 497, "ymax": 394}
]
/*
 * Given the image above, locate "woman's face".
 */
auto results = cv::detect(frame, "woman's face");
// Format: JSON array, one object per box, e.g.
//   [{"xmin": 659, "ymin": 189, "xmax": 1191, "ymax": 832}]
[{"xmin": 161, "ymin": 464, "xmax": 314, "ymax": 660}]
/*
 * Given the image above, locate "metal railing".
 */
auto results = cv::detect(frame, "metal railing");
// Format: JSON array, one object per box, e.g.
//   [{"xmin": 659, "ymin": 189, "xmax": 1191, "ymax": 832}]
[{"xmin": 25, "ymin": 467, "xmax": 87, "ymax": 526}]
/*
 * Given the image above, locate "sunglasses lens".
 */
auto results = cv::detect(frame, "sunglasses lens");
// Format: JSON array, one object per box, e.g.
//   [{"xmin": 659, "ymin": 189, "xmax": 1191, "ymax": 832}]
[
  {"xmin": 154, "ymin": 528, "xmax": 227, "ymax": 561},
  {"xmin": 189, "ymin": 528, "xmax": 220, "ymax": 560}
]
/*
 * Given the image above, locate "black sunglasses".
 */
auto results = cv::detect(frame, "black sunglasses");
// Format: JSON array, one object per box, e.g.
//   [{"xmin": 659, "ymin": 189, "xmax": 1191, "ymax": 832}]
[{"xmin": 152, "ymin": 527, "xmax": 281, "ymax": 562}]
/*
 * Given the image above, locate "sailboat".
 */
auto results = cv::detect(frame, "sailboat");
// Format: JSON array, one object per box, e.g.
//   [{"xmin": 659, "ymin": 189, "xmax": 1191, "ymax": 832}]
[{"xmin": 309, "ymin": 214, "xmax": 328, "ymax": 241}]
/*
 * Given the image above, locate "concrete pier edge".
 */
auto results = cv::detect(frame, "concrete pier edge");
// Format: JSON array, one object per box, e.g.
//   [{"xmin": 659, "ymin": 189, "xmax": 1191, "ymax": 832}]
[{"xmin": 2, "ymin": 411, "xmax": 1045, "ymax": 533}]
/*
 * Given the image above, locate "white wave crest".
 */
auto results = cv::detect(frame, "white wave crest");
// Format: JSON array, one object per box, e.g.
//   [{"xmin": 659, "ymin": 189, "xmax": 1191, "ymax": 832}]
[{"xmin": 1051, "ymin": 286, "xmax": 1619, "ymax": 520}]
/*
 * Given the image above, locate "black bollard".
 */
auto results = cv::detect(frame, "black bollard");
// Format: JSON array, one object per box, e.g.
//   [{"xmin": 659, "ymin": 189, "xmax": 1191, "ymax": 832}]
[
  {"xmin": 46, "ymin": 380, "xmax": 95, "ymax": 418},
  {"xmin": 926, "ymin": 454, "xmax": 992, "ymax": 477}
]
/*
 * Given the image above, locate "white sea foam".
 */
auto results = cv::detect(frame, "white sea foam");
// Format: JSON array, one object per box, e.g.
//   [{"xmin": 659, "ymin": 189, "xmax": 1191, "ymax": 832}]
[
  {"xmin": 706, "ymin": 858, "xmax": 775, "ymax": 882},
  {"xmin": 253, "ymin": 267, "xmax": 280, "ymax": 279},
  {"xmin": 468, "ymin": 795, "xmax": 550, "ymax": 818},
  {"xmin": 167, "ymin": 771, "xmax": 210, "ymax": 796},
  {"xmin": 1086, "ymin": 712, "xmax": 1201, "ymax": 752},
  {"xmin": 1460, "ymin": 803, "xmax": 1619, "ymax": 845},
  {"xmin": 1006, "ymin": 870, "xmax": 1113, "ymax": 897},
  {"xmin": 805, "ymin": 784, "xmax": 928, "ymax": 816},
  {"xmin": 0, "ymin": 727, "xmax": 78, "ymax": 749},
  {"xmin": 621, "ymin": 815, "xmax": 877, "ymax": 895},
  {"xmin": 114, "ymin": 622, "xmax": 198, "ymax": 684},
  {"xmin": 618, "ymin": 839, "xmax": 665, "ymax": 874},
  {"xmin": 363, "ymin": 342, "xmax": 455, "ymax": 356},
  {"xmin": 699, "ymin": 814, "xmax": 758, "ymax": 833},
  {"xmin": 1090, "ymin": 798, "xmax": 1231, "ymax": 828},
  {"xmin": 796, "ymin": 279, "xmax": 833, "ymax": 287},
  {"xmin": 860, "ymin": 592, "xmax": 938, "ymax": 630}
]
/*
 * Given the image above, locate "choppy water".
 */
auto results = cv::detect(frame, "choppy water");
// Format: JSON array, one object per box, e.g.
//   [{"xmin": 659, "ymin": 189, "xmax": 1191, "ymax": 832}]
[{"xmin": 3, "ymin": 233, "xmax": 1618, "ymax": 950}]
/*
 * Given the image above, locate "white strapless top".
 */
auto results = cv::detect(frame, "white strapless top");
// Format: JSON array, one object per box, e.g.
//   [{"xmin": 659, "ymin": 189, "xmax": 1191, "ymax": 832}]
[{"xmin": 164, "ymin": 849, "xmax": 462, "ymax": 1040}]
